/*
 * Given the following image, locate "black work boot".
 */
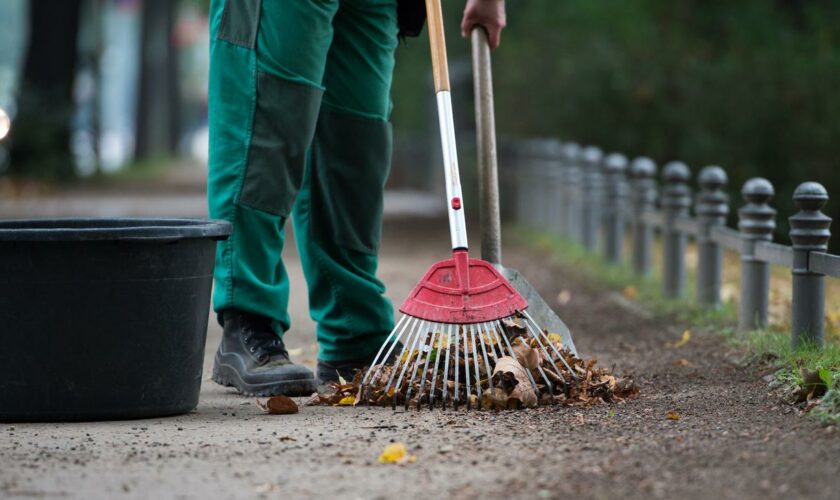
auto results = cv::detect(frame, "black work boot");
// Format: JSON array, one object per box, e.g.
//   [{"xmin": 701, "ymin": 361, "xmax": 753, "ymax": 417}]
[
  {"xmin": 212, "ymin": 309, "xmax": 317, "ymax": 396},
  {"xmin": 316, "ymin": 341, "xmax": 403, "ymax": 385}
]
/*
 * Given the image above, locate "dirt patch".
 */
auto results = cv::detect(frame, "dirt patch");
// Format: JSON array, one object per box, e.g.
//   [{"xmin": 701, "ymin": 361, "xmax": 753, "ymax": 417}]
[{"xmin": 1, "ymin": 218, "xmax": 837, "ymax": 499}]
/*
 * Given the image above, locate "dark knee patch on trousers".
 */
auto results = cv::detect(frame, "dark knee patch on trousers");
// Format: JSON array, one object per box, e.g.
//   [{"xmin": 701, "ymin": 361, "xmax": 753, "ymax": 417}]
[
  {"xmin": 217, "ymin": 0, "xmax": 262, "ymax": 49},
  {"xmin": 239, "ymin": 71, "xmax": 323, "ymax": 217},
  {"xmin": 309, "ymin": 109, "xmax": 392, "ymax": 255}
]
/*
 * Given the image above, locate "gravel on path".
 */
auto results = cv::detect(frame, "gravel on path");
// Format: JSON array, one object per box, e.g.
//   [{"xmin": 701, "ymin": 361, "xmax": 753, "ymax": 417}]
[{"xmin": 2, "ymin": 218, "xmax": 838, "ymax": 500}]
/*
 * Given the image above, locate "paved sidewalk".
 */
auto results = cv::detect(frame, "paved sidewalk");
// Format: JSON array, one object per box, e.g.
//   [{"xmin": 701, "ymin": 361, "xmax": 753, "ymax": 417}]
[{"xmin": 2, "ymin": 216, "xmax": 839, "ymax": 499}]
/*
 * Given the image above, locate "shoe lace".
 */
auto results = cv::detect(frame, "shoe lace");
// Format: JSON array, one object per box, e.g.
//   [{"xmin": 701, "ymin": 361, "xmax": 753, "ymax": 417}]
[{"xmin": 242, "ymin": 326, "xmax": 288, "ymax": 364}]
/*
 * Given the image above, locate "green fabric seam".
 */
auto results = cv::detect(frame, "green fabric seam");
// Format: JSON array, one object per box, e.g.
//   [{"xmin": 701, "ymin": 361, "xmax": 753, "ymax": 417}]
[
  {"xmin": 227, "ymin": 45, "xmax": 260, "ymax": 310},
  {"xmin": 320, "ymin": 100, "xmax": 389, "ymax": 122},
  {"xmin": 256, "ymin": 60, "xmax": 326, "ymax": 91}
]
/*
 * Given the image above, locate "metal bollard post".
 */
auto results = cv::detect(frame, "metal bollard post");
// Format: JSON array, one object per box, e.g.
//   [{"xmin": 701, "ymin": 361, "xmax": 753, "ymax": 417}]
[
  {"xmin": 552, "ymin": 140, "xmax": 567, "ymax": 236},
  {"xmin": 563, "ymin": 143, "xmax": 583, "ymax": 242},
  {"xmin": 580, "ymin": 146, "xmax": 604, "ymax": 250},
  {"xmin": 789, "ymin": 182, "xmax": 832, "ymax": 348},
  {"xmin": 545, "ymin": 140, "xmax": 565, "ymax": 236},
  {"xmin": 602, "ymin": 153, "xmax": 629, "ymax": 264},
  {"xmin": 630, "ymin": 157, "xmax": 657, "ymax": 276},
  {"xmin": 737, "ymin": 178, "xmax": 776, "ymax": 331},
  {"xmin": 661, "ymin": 161, "xmax": 691, "ymax": 298},
  {"xmin": 515, "ymin": 144, "xmax": 532, "ymax": 226},
  {"xmin": 525, "ymin": 141, "xmax": 550, "ymax": 231},
  {"xmin": 695, "ymin": 166, "xmax": 729, "ymax": 306},
  {"xmin": 536, "ymin": 140, "xmax": 559, "ymax": 231}
]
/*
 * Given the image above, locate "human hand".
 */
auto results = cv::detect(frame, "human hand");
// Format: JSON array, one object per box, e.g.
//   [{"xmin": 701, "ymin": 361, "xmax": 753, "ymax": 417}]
[{"xmin": 461, "ymin": 0, "xmax": 506, "ymax": 49}]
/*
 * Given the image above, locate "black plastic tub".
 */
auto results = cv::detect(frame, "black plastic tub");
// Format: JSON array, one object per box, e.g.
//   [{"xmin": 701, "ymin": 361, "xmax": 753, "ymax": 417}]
[{"xmin": 0, "ymin": 218, "xmax": 231, "ymax": 422}]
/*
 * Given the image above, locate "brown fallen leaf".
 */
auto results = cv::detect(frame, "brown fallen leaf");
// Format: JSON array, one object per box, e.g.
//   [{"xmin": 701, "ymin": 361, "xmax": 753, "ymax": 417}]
[
  {"xmin": 512, "ymin": 340, "xmax": 541, "ymax": 371},
  {"xmin": 493, "ymin": 356, "xmax": 538, "ymax": 408},
  {"xmin": 665, "ymin": 410, "xmax": 680, "ymax": 421},
  {"xmin": 802, "ymin": 369, "xmax": 828, "ymax": 400},
  {"xmin": 256, "ymin": 395, "xmax": 299, "ymax": 415},
  {"xmin": 481, "ymin": 387, "xmax": 507, "ymax": 410},
  {"xmin": 623, "ymin": 286, "xmax": 638, "ymax": 299},
  {"xmin": 672, "ymin": 358, "xmax": 691, "ymax": 367}
]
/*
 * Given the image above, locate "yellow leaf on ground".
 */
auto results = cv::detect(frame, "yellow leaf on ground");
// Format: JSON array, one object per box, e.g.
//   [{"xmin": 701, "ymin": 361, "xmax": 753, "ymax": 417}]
[
  {"xmin": 378, "ymin": 443, "xmax": 416, "ymax": 464},
  {"xmin": 666, "ymin": 411, "xmax": 680, "ymax": 421},
  {"xmin": 673, "ymin": 330, "xmax": 691, "ymax": 348},
  {"xmin": 337, "ymin": 396, "xmax": 356, "ymax": 406},
  {"xmin": 547, "ymin": 333, "xmax": 563, "ymax": 346},
  {"xmin": 623, "ymin": 286, "xmax": 638, "ymax": 299},
  {"xmin": 672, "ymin": 358, "xmax": 690, "ymax": 367}
]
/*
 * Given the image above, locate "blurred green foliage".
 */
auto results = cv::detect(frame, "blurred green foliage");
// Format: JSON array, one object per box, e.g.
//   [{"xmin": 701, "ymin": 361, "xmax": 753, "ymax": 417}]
[{"xmin": 392, "ymin": 0, "xmax": 840, "ymax": 241}]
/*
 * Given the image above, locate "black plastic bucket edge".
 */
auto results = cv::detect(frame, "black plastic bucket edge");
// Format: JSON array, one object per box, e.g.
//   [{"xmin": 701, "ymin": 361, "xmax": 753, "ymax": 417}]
[{"xmin": 0, "ymin": 218, "xmax": 232, "ymax": 243}]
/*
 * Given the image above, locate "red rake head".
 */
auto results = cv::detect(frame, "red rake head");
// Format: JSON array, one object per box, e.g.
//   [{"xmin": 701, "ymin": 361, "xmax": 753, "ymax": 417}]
[{"xmin": 399, "ymin": 249, "xmax": 528, "ymax": 324}]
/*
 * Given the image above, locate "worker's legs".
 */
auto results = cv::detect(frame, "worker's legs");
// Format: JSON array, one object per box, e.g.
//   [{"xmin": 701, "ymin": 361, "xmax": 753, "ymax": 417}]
[
  {"xmin": 292, "ymin": 0, "xmax": 399, "ymax": 362},
  {"xmin": 208, "ymin": 0, "xmax": 349, "ymax": 394},
  {"xmin": 207, "ymin": 0, "xmax": 338, "ymax": 332}
]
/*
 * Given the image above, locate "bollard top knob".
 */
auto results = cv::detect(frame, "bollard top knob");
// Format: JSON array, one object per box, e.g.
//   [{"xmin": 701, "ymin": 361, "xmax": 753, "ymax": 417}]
[
  {"xmin": 698, "ymin": 166, "xmax": 728, "ymax": 191},
  {"xmin": 562, "ymin": 142, "xmax": 581, "ymax": 162},
  {"xmin": 738, "ymin": 178, "xmax": 776, "ymax": 240},
  {"xmin": 604, "ymin": 153, "xmax": 628, "ymax": 173},
  {"xmin": 793, "ymin": 181, "xmax": 829, "ymax": 211},
  {"xmin": 630, "ymin": 157, "xmax": 657, "ymax": 179},
  {"xmin": 663, "ymin": 161, "xmax": 690, "ymax": 184},
  {"xmin": 741, "ymin": 177, "xmax": 774, "ymax": 204},
  {"xmin": 696, "ymin": 166, "xmax": 729, "ymax": 220},
  {"xmin": 790, "ymin": 182, "xmax": 831, "ymax": 251},
  {"xmin": 581, "ymin": 146, "xmax": 603, "ymax": 167}
]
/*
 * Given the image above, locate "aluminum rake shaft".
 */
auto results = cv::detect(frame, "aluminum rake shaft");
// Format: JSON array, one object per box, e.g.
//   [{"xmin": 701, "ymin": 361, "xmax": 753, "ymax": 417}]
[{"xmin": 360, "ymin": 311, "xmax": 577, "ymax": 410}]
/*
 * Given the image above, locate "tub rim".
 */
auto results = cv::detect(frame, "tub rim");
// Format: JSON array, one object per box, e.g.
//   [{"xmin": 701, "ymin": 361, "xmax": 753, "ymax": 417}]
[{"xmin": 0, "ymin": 218, "xmax": 232, "ymax": 242}]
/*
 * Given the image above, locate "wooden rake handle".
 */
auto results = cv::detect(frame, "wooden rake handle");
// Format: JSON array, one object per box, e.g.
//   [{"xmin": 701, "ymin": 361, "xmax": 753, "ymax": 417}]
[{"xmin": 425, "ymin": 0, "xmax": 450, "ymax": 92}]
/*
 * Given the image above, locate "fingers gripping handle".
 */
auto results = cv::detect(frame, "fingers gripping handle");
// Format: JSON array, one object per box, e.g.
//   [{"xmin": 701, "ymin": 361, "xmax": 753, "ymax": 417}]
[{"xmin": 426, "ymin": 0, "xmax": 468, "ymax": 250}]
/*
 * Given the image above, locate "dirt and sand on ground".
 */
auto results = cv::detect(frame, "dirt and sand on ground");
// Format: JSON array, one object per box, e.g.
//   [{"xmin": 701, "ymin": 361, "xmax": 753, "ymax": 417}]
[{"xmin": 2, "ymin": 217, "xmax": 838, "ymax": 499}]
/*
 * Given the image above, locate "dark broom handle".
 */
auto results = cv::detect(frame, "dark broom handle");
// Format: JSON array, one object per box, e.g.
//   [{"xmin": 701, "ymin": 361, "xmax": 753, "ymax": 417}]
[{"xmin": 471, "ymin": 27, "xmax": 502, "ymax": 265}]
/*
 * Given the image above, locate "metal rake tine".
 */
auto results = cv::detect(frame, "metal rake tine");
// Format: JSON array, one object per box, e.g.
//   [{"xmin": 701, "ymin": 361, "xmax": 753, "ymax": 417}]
[
  {"xmin": 386, "ymin": 319, "xmax": 425, "ymax": 408},
  {"xmin": 469, "ymin": 324, "xmax": 483, "ymax": 403},
  {"xmin": 362, "ymin": 315, "xmax": 412, "ymax": 402},
  {"xmin": 463, "ymin": 325, "xmax": 472, "ymax": 409},
  {"xmin": 454, "ymin": 324, "xmax": 461, "ymax": 409},
  {"xmin": 414, "ymin": 327, "xmax": 438, "ymax": 409},
  {"xmin": 407, "ymin": 324, "xmax": 436, "ymax": 410},
  {"xmin": 379, "ymin": 317, "xmax": 418, "ymax": 400},
  {"xmin": 522, "ymin": 310, "xmax": 576, "ymax": 379},
  {"xmin": 493, "ymin": 320, "xmax": 542, "ymax": 394},
  {"xmin": 363, "ymin": 315, "xmax": 409, "ymax": 386},
  {"xmin": 429, "ymin": 325, "xmax": 446, "ymax": 409},
  {"xmin": 477, "ymin": 323, "xmax": 494, "ymax": 393},
  {"xmin": 519, "ymin": 315, "xmax": 569, "ymax": 385},
  {"xmin": 441, "ymin": 323, "xmax": 454, "ymax": 410},
  {"xmin": 405, "ymin": 323, "xmax": 439, "ymax": 410},
  {"xmin": 365, "ymin": 315, "xmax": 407, "ymax": 379},
  {"xmin": 484, "ymin": 321, "xmax": 503, "ymax": 359}
]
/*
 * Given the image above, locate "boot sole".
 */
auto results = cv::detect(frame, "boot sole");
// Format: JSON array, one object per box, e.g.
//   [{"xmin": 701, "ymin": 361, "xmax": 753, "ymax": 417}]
[{"xmin": 211, "ymin": 362, "xmax": 317, "ymax": 397}]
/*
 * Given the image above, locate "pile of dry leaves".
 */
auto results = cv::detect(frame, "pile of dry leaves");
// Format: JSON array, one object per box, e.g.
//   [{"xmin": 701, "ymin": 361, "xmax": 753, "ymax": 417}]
[{"xmin": 311, "ymin": 317, "xmax": 638, "ymax": 410}]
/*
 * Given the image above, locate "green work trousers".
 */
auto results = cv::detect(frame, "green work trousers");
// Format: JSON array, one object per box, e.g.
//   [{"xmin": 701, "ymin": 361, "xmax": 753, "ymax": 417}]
[{"xmin": 207, "ymin": 0, "xmax": 398, "ymax": 361}]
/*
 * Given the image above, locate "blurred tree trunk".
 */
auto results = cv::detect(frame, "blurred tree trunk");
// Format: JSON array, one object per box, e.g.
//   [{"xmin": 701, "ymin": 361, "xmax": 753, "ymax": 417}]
[
  {"xmin": 134, "ymin": 0, "xmax": 180, "ymax": 161},
  {"xmin": 9, "ymin": 0, "xmax": 83, "ymax": 179}
]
